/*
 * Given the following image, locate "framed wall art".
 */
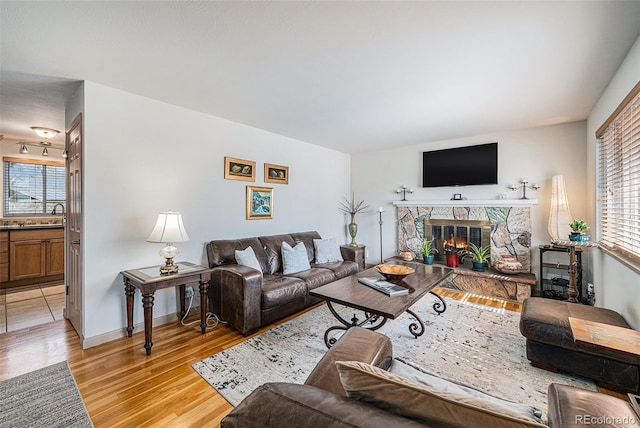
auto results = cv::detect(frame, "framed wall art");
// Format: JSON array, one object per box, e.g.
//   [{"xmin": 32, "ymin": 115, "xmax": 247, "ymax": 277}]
[
  {"xmin": 264, "ymin": 163, "xmax": 289, "ymax": 184},
  {"xmin": 246, "ymin": 186, "xmax": 273, "ymax": 220},
  {"xmin": 224, "ymin": 157, "xmax": 256, "ymax": 182}
]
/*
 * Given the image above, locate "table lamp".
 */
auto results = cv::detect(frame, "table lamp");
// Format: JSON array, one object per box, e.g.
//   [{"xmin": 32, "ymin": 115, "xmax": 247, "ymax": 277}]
[{"xmin": 147, "ymin": 210, "xmax": 190, "ymax": 274}]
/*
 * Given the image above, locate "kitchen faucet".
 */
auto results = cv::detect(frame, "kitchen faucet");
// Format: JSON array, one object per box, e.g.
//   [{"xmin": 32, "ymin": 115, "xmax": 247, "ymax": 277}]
[{"xmin": 51, "ymin": 203, "xmax": 66, "ymax": 224}]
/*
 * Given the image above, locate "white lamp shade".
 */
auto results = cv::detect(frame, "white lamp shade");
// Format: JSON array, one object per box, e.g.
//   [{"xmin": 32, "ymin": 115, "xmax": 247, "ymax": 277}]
[
  {"xmin": 147, "ymin": 211, "xmax": 190, "ymax": 243},
  {"xmin": 548, "ymin": 175, "xmax": 573, "ymax": 240}
]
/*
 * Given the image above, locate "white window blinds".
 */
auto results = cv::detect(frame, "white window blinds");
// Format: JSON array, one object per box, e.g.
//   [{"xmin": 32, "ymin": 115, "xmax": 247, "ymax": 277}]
[{"xmin": 597, "ymin": 81, "xmax": 640, "ymax": 263}]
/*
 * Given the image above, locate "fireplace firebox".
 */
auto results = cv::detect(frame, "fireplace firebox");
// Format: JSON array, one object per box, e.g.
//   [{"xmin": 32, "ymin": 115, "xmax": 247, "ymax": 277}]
[{"xmin": 424, "ymin": 219, "xmax": 491, "ymax": 264}]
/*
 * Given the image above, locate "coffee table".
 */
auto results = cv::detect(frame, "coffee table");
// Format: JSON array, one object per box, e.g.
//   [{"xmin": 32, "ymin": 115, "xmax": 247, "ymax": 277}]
[{"xmin": 309, "ymin": 263, "xmax": 453, "ymax": 347}]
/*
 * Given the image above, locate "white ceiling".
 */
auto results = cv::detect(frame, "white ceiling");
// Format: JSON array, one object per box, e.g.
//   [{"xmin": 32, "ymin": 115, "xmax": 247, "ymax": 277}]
[{"xmin": 1, "ymin": 1, "xmax": 639, "ymax": 153}]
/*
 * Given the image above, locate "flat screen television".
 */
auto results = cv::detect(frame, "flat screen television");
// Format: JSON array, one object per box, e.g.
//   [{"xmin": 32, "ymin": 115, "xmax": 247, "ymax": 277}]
[{"xmin": 422, "ymin": 142, "xmax": 498, "ymax": 188}]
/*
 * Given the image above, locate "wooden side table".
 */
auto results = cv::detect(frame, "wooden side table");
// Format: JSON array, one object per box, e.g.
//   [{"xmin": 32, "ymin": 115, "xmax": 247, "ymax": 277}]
[
  {"xmin": 569, "ymin": 317, "xmax": 640, "ymax": 358},
  {"xmin": 121, "ymin": 261, "xmax": 212, "ymax": 355},
  {"xmin": 551, "ymin": 239, "xmax": 598, "ymax": 303}
]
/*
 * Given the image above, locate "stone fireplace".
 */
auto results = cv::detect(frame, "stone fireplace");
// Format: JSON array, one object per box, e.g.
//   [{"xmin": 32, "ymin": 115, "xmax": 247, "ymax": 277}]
[{"xmin": 396, "ymin": 202, "xmax": 533, "ymax": 272}]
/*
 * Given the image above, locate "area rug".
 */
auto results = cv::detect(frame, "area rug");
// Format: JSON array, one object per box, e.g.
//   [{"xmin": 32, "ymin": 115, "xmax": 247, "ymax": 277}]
[
  {"xmin": 0, "ymin": 361, "xmax": 93, "ymax": 428},
  {"xmin": 193, "ymin": 294, "xmax": 596, "ymax": 419}
]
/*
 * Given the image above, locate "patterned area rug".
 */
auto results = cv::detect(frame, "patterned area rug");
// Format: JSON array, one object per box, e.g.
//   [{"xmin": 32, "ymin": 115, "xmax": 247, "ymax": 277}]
[
  {"xmin": 0, "ymin": 361, "xmax": 93, "ymax": 428},
  {"xmin": 193, "ymin": 294, "xmax": 596, "ymax": 419}
]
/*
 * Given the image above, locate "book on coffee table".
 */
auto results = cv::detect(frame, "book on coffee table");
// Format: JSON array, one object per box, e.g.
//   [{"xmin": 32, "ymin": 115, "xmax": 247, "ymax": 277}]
[{"xmin": 358, "ymin": 277, "xmax": 409, "ymax": 297}]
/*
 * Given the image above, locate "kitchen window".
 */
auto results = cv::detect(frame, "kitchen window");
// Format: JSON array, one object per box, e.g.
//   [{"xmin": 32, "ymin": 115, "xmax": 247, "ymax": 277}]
[{"xmin": 2, "ymin": 157, "xmax": 66, "ymax": 216}]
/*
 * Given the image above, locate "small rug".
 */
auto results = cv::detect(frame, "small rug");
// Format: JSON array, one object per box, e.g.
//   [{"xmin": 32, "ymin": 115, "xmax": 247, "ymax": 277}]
[
  {"xmin": 0, "ymin": 361, "xmax": 93, "ymax": 428},
  {"xmin": 193, "ymin": 294, "xmax": 596, "ymax": 420}
]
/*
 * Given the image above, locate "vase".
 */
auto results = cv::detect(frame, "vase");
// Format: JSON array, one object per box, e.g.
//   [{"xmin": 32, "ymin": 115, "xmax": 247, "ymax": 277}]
[
  {"xmin": 494, "ymin": 255, "xmax": 522, "ymax": 274},
  {"xmin": 423, "ymin": 254, "xmax": 434, "ymax": 265},
  {"xmin": 472, "ymin": 260, "xmax": 485, "ymax": 272},
  {"xmin": 348, "ymin": 214, "xmax": 358, "ymax": 246},
  {"xmin": 400, "ymin": 251, "xmax": 414, "ymax": 261},
  {"xmin": 445, "ymin": 250, "xmax": 459, "ymax": 267}
]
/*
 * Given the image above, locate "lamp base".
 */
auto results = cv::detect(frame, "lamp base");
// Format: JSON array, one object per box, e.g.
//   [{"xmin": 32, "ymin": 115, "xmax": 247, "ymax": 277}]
[{"xmin": 159, "ymin": 257, "xmax": 179, "ymax": 275}]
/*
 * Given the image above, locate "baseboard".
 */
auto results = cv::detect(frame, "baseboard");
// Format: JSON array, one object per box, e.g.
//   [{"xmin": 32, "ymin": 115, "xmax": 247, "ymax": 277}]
[{"xmin": 82, "ymin": 312, "xmax": 179, "ymax": 349}]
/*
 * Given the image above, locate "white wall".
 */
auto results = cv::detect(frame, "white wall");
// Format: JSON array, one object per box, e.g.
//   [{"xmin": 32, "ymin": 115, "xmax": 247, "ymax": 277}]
[
  {"xmin": 80, "ymin": 81, "xmax": 351, "ymax": 345},
  {"xmin": 350, "ymin": 122, "xmax": 588, "ymax": 277},
  {"xmin": 587, "ymin": 35, "xmax": 640, "ymax": 328}
]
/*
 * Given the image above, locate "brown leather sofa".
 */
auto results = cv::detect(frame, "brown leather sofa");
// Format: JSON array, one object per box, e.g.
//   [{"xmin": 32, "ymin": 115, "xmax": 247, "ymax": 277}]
[
  {"xmin": 520, "ymin": 297, "xmax": 639, "ymax": 393},
  {"xmin": 206, "ymin": 231, "xmax": 363, "ymax": 335},
  {"xmin": 222, "ymin": 327, "xmax": 638, "ymax": 427}
]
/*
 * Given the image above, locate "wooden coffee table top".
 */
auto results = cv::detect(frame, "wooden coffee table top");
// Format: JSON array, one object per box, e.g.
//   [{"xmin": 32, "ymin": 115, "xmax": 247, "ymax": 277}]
[
  {"xmin": 569, "ymin": 317, "xmax": 640, "ymax": 358},
  {"xmin": 309, "ymin": 263, "xmax": 453, "ymax": 319}
]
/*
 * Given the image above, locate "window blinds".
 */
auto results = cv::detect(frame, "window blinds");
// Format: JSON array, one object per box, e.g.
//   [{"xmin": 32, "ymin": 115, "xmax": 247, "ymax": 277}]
[{"xmin": 597, "ymin": 82, "xmax": 640, "ymax": 263}]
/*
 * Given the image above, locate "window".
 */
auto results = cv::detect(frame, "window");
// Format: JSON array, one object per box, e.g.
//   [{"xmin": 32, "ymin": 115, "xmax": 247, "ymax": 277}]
[
  {"xmin": 596, "ymin": 81, "xmax": 640, "ymax": 267},
  {"xmin": 3, "ymin": 157, "xmax": 66, "ymax": 216}
]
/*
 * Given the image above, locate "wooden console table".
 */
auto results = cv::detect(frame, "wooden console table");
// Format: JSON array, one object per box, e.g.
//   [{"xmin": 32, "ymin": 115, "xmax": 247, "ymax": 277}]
[
  {"xmin": 122, "ymin": 261, "xmax": 212, "ymax": 355},
  {"xmin": 569, "ymin": 317, "xmax": 640, "ymax": 358}
]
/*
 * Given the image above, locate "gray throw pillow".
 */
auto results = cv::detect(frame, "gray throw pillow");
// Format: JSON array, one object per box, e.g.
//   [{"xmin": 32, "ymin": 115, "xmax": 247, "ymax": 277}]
[
  {"xmin": 313, "ymin": 237, "xmax": 344, "ymax": 264},
  {"xmin": 235, "ymin": 246, "xmax": 263, "ymax": 276},
  {"xmin": 281, "ymin": 242, "xmax": 311, "ymax": 274}
]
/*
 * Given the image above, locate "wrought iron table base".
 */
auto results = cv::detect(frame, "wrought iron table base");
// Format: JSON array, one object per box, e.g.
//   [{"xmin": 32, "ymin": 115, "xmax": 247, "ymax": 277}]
[{"xmin": 323, "ymin": 290, "xmax": 447, "ymax": 348}]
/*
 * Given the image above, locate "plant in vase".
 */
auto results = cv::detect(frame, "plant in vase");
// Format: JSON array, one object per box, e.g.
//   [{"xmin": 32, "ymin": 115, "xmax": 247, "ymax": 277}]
[
  {"xmin": 421, "ymin": 239, "xmax": 438, "ymax": 264},
  {"xmin": 461, "ymin": 243, "xmax": 491, "ymax": 272},
  {"xmin": 568, "ymin": 219, "xmax": 589, "ymax": 242},
  {"xmin": 338, "ymin": 193, "xmax": 369, "ymax": 246}
]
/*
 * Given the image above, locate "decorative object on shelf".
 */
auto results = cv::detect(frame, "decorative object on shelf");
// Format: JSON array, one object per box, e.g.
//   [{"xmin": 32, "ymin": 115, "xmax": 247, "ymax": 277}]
[
  {"xmin": 548, "ymin": 175, "xmax": 573, "ymax": 240},
  {"xmin": 264, "ymin": 163, "xmax": 289, "ymax": 184},
  {"xmin": 399, "ymin": 250, "xmax": 414, "ymax": 261},
  {"xmin": 224, "ymin": 156, "xmax": 256, "ymax": 182},
  {"xmin": 374, "ymin": 264, "xmax": 415, "ymax": 283},
  {"xmin": 378, "ymin": 207, "xmax": 384, "ymax": 264},
  {"xmin": 452, "ymin": 193, "xmax": 462, "ymax": 200},
  {"xmin": 395, "ymin": 185, "xmax": 414, "ymax": 201},
  {"xmin": 461, "ymin": 243, "xmax": 491, "ymax": 272},
  {"xmin": 338, "ymin": 194, "xmax": 369, "ymax": 246},
  {"xmin": 494, "ymin": 254, "xmax": 522, "ymax": 275},
  {"xmin": 246, "ymin": 186, "xmax": 273, "ymax": 219},
  {"xmin": 147, "ymin": 210, "xmax": 190, "ymax": 274},
  {"xmin": 568, "ymin": 219, "xmax": 589, "ymax": 242},
  {"xmin": 421, "ymin": 238, "xmax": 437, "ymax": 265},
  {"xmin": 508, "ymin": 179, "xmax": 540, "ymax": 200}
]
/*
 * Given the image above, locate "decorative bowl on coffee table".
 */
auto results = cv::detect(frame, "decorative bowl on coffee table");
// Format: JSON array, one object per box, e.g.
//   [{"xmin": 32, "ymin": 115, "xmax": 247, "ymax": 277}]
[{"xmin": 374, "ymin": 264, "xmax": 415, "ymax": 283}]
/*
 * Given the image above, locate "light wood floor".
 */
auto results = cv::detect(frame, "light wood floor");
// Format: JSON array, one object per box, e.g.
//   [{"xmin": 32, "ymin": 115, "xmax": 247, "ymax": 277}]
[{"xmin": 0, "ymin": 288, "xmax": 624, "ymax": 427}]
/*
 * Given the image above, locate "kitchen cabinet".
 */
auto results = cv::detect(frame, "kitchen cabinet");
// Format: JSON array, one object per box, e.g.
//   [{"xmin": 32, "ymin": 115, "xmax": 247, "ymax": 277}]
[
  {"xmin": 9, "ymin": 228, "xmax": 64, "ymax": 281},
  {"xmin": 0, "ymin": 231, "xmax": 8, "ymax": 283}
]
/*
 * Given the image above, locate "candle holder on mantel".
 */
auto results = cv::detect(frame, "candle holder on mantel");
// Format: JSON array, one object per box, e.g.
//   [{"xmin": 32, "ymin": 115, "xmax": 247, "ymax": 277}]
[
  {"xmin": 508, "ymin": 179, "xmax": 540, "ymax": 200},
  {"xmin": 395, "ymin": 185, "xmax": 414, "ymax": 201}
]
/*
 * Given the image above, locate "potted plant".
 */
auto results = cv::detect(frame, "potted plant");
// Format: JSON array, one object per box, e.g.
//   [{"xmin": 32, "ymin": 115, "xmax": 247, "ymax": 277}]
[
  {"xmin": 421, "ymin": 239, "xmax": 438, "ymax": 265},
  {"xmin": 569, "ymin": 219, "xmax": 589, "ymax": 242},
  {"xmin": 461, "ymin": 243, "xmax": 491, "ymax": 272}
]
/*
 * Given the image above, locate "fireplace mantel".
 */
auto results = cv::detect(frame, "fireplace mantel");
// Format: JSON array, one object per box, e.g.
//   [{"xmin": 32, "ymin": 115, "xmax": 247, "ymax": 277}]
[{"xmin": 392, "ymin": 199, "xmax": 538, "ymax": 207}]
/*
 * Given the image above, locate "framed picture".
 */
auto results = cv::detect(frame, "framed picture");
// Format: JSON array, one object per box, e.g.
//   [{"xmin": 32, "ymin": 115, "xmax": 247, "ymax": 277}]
[
  {"xmin": 246, "ymin": 186, "xmax": 273, "ymax": 220},
  {"xmin": 264, "ymin": 163, "xmax": 289, "ymax": 184},
  {"xmin": 224, "ymin": 157, "xmax": 256, "ymax": 182}
]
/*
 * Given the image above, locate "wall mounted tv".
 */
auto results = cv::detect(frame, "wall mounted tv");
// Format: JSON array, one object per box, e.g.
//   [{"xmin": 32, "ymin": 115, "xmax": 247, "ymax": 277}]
[{"xmin": 422, "ymin": 142, "xmax": 498, "ymax": 188}]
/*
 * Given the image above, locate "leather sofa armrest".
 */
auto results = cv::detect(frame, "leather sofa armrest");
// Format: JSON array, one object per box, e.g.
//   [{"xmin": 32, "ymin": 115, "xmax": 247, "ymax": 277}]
[
  {"xmin": 304, "ymin": 327, "xmax": 392, "ymax": 396},
  {"xmin": 209, "ymin": 265, "xmax": 262, "ymax": 336},
  {"xmin": 547, "ymin": 383, "xmax": 637, "ymax": 428},
  {"xmin": 221, "ymin": 383, "xmax": 423, "ymax": 428},
  {"xmin": 340, "ymin": 245, "xmax": 365, "ymax": 271}
]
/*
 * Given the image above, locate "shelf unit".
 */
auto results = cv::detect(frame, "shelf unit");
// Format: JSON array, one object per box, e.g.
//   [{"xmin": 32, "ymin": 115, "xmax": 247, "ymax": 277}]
[{"xmin": 539, "ymin": 245, "xmax": 582, "ymax": 301}]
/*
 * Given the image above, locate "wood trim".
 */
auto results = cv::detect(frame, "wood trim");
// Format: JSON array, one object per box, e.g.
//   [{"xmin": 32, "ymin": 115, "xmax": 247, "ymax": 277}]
[
  {"xmin": 595, "ymin": 79, "xmax": 640, "ymax": 137},
  {"xmin": 2, "ymin": 156, "xmax": 65, "ymax": 167}
]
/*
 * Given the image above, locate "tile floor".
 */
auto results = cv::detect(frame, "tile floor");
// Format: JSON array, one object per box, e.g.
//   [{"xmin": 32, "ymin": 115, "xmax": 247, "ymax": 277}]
[{"xmin": 0, "ymin": 282, "xmax": 65, "ymax": 333}]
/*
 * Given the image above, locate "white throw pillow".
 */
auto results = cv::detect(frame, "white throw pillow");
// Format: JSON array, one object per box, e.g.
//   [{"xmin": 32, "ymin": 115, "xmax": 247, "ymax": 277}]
[
  {"xmin": 281, "ymin": 242, "xmax": 311, "ymax": 274},
  {"xmin": 235, "ymin": 246, "xmax": 263, "ymax": 276},
  {"xmin": 313, "ymin": 237, "xmax": 344, "ymax": 264}
]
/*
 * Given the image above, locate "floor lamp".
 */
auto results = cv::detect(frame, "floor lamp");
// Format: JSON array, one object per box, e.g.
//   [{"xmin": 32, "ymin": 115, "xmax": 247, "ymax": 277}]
[
  {"xmin": 548, "ymin": 175, "xmax": 573, "ymax": 241},
  {"xmin": 378, "ymin": 207, "xmax": 384, "ymax": 264}
]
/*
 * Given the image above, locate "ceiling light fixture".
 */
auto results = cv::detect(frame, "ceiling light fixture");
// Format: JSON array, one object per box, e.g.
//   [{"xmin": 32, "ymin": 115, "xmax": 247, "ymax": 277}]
[
  {"xmin": 31, "ymin": 126, "xmax": 60, "ymax": 139},
  {"xmin": 20, "ymin": 144, "xmax": 29, "ymax": 154}
]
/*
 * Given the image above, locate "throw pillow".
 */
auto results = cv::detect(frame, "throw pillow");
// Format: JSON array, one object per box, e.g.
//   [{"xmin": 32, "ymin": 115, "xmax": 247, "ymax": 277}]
[
  {"xmin": 336, "ymin": 360, "xmax": 546, "ymax": 428},
  {"xmin": 313, "ymin": 237, "xmax": 344, "ymax": 264},
  {"xmin": 234, "ymin": 246, "xmax": 263, "ymax": 276},
  {"xmin": 281, "ymin": 242, "xmax": 311, "ymax": 274}
]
